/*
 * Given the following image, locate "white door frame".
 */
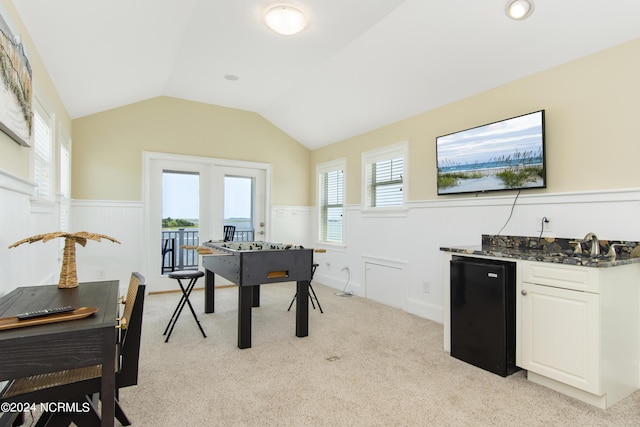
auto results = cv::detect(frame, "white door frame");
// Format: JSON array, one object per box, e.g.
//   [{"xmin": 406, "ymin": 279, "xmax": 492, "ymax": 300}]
[
  {"xmin": 142, "ymin": 151, "xmax": 271, "ymax": 292},
  {"xmin": 220, "ymin": 166, "xmax": 267, "ymax": 241}
]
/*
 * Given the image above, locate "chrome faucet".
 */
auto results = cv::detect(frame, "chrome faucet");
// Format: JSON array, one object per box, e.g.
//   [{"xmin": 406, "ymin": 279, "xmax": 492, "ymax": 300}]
[
  {"xmin": 583, "ymin": 232, "xmax": 600, "ymax": 256},
  {"xmin": 608, "ymin": 243, "xmax": 624, "ymax": 260}
]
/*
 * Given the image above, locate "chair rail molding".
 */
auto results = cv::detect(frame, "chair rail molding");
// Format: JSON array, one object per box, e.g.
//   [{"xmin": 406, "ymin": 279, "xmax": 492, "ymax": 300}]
[{"xmin": 0, "ymin": 168, "xmax": 34, "ymax": 195}]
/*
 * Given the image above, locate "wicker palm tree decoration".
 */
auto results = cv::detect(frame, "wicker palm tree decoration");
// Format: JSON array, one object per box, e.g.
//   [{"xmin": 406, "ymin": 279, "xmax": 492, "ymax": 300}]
[{"xmin": 9, "ymin": 231, "xmax": 121, "ymax": 288}]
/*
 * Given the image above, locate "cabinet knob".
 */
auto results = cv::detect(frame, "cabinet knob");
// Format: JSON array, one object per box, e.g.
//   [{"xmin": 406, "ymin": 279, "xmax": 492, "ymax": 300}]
[{"xmin": 521, "ymin": 290, "xmax": 528, "ymax": 296}]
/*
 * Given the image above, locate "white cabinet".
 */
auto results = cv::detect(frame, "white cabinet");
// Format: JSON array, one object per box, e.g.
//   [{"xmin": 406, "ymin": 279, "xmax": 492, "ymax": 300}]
[
  {"xmin": 520, "ymin": 280, "xmax": 600, "ymax": 392},
  {"xmin": 517, "ymin": 261, "xmax": 640, "ymax": 409}
]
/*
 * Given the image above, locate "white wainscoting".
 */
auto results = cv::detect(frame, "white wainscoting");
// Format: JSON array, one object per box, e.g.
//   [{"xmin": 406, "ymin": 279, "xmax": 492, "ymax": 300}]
[
  {"xmin": 270, "ymin": 206, "xmax": 313, "ymax": 247},
  {"xmin": 0, "ymin": 169, "xmax": 58, "ymax": 296},
  {"xmin": 72, "ymin": 200, "xmax": 144, "ymax": 292},
  {"xmin": 362, "ymin": 255, "xmax": 408, "ymax": 310},
  {"xmin": 312, "ymin": 188, "xmax": 640, "ymax": 324},
  {"xmin": 6, "ymin": 184, "xmax": 638, "ymax": 319},
  {"xmin": 68, "ymin": 202, "xmax": 311, "ymax": 293}
]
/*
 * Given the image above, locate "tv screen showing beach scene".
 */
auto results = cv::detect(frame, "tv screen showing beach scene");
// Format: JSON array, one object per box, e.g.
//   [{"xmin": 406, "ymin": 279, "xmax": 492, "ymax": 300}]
[{"xmin": 436, "ymin": 110, "xmax": 546, "ymax": 195}]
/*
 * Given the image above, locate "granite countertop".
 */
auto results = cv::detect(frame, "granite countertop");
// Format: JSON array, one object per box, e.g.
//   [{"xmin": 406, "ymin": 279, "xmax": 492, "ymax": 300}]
[{"xmin": 440, "ymin": 235, "xmax": 640, "ymax": 268}]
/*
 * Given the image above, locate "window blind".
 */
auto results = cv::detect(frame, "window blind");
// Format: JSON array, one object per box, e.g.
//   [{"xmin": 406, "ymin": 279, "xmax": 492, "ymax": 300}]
[
  {"xmin": 366, "ymin": 157, "xmax": 403, "ymax": 207},
  {"xmin": 59, "ymin": 143, "xmax": 71, "ymax": 232},
  {"xmin": 319, "ymin": 169, "xmax": 343, "ymax": 243},
  {"xmin": 33, "ymin": 109, "xmax": 52, "ymax": 199},
  {"xmin": 163, "ymin": 169, "xmax": 199, "ymax": 176}
]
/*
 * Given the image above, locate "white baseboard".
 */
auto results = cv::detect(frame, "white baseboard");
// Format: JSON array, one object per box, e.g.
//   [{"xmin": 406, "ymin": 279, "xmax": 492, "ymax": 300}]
[
  {"xmin": 407, "ymin": 298, "xmax": 443, "ymax": 323},
  {"xmin": 313, "ymin": 272, "xmax": 360, "ymax": 296}
]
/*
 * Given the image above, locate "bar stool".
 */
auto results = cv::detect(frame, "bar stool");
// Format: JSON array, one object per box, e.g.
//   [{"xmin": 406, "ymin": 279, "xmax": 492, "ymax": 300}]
[
  {"xmin": 163, "ymin": 270, "xmax": 207, "ymax": 342},
  {"xmin": 287, "ymin": 263, "xmax": 323, "ymax": 313}
]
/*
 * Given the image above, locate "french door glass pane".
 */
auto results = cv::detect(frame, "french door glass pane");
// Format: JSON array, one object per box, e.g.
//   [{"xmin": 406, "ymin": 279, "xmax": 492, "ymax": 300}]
[
  {"xmin": 162, "ymin": 170, "xmax": 199, "ymax": 272},
  {"xmin": 224, "ymin": 176, "xmax": 254, "ymax": 241}
]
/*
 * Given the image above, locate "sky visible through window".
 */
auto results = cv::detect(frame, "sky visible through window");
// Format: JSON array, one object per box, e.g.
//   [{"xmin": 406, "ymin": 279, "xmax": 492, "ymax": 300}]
[
  {"xmin": 162, "ymin": 172, "xmax": 199, "ymax": 219},
  {"xmin": 162, "ymin": 172, "xmax": 252, "ymax": 228},
  {"xmin": 224, "ymin": 176, "xmax": 252, "ymax": 219}
]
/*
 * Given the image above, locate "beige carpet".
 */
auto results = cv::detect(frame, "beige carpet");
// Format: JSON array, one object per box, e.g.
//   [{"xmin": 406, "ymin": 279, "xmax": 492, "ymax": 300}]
[{"xmin": 119, "ymin": 282, "xmax": 640, "ymax": 426}]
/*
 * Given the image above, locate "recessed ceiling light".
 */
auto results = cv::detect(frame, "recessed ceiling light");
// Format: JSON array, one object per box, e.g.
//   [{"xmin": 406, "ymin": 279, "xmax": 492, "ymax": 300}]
[
  {"xmin": 263, "ymin": 5, "xmax": 308, "ymax": 35},
  {"xmin": 224, "ymin": 74, "xmax": 239, "ymax": 81},
  {"xmin": 505, "ymin": 0, "xmax": 535, "ymax": 20}
]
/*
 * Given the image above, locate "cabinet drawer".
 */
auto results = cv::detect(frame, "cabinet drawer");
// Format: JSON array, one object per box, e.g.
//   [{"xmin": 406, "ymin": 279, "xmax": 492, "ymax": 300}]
[{"xmin": 521, "ymin": 261, "xmax": 599, "ymax": 293}]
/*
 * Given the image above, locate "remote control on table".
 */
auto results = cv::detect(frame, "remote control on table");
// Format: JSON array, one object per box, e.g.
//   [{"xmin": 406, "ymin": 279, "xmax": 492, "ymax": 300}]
[{"xmin": 17, "ymin": 306, "xmax": 75, "ymax": 320}]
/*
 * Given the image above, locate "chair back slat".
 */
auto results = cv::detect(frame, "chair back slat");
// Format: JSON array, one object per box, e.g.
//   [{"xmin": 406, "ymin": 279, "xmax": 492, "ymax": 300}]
[
  {"xmin": 120, "ymin": 272, "xmax": 143, "ymax": 330},
  {"xmin": 118, "ymin": 273, "xmax": 146, "ymax": 388},
  {"xmin": 223, "ymin": 225, "xmax": 236, "ymax": 242}
]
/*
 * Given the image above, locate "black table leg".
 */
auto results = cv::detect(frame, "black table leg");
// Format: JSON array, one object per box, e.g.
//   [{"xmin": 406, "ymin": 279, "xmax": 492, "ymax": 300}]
[
  {"xmin": 101, "ymin": 327, "xmax": 116, "ymax": 426},
  {"xmin": 238, "ymin": 286, "xmax": 253, "ymax": 349},
  {"xmin": 205, "ymin": 269, "xmax": 215, "ymax": 313},
  {"xmin": 252, "ymin": 285, "xmax": 260, "ymax": 307},
  {"xmin": 296, "ymin": 280, "xmax": 309, "ymax": 338}
]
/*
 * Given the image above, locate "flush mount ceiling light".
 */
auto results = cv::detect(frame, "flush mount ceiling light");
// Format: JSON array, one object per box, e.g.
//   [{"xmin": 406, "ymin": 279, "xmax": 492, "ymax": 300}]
[
  {"xmin": 505, "ymin": 0, "xmax": 535, "ymax": 20},
  {"xmin": 263, "ymin": 5, "xmax": 308, "ymax": 35}
]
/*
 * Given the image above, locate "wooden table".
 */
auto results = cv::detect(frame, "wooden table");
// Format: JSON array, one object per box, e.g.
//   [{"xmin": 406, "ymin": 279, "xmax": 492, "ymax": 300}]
[{"xmin": 0, "ymin": 281, "xmax": 119, "ymax": 426}]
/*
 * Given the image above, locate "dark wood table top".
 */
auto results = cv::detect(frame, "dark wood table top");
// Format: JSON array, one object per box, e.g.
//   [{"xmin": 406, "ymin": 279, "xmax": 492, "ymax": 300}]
[{"xmin": 0, "ymin": 281, "xmax": 119, "ymax": 380}]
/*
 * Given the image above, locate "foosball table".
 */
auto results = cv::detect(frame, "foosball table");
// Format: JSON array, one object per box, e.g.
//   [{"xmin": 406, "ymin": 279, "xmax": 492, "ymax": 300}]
[{"xmin": 201, "ymin": 241, "xmax": 315, "ymax": 349}]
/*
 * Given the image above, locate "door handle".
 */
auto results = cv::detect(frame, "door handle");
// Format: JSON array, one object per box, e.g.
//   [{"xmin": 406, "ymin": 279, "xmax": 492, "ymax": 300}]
[{"xmin": 521, "ymin": 290, "xmax": 528, "ymax": 296}]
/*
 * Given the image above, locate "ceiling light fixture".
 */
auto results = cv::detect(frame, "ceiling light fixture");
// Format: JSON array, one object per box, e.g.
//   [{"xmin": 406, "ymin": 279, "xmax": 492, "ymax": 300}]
[
  {"xmin": 505, "ymin": 0, "xmax": 535, "ymax": 20},
  {"xmin": 263, "ymin": 5, "xmax": 308, "ymax": 35}
]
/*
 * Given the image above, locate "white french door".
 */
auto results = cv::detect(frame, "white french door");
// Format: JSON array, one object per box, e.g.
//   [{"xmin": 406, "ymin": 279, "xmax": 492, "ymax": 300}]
[
  {"xmin": 220, "ymin": 166, "xmax": 266, "ymax": 242},
  {"xmin": 143, "ymin": 152, "xmax": 270, "ymax": 292}
]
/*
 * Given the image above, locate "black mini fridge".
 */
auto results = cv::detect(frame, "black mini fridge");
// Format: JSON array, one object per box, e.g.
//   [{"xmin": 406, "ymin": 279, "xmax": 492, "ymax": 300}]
[{"xmin": 450, "ymin": 256, "xmax": 519, "ymax": 377}]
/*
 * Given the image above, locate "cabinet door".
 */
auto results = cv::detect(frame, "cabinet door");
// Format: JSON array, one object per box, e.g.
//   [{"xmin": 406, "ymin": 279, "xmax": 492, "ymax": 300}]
[{"xmin": 520, "ymin": 282, "xmax": 600, "ymax": 394}]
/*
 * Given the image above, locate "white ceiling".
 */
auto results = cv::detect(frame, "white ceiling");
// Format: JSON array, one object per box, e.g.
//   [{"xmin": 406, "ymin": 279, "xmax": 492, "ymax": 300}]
[{"xmin": 12, "ymin": 0, "xmax": 640, "ymax": 149}]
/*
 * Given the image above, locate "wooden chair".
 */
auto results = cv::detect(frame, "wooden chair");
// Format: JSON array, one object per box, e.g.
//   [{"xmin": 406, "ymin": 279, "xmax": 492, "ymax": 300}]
[
  {"xmin": 0, "ymin": 272, "xmax": 147, "ymax": 426},
  {"xmin": 223, "ymin": 225, "xmax": 236, "ymax": 242}
]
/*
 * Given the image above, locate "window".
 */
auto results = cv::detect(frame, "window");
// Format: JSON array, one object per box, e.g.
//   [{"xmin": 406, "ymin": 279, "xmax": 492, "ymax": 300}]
[
  {"xmin": 32, "ymin": 95, "xmax": 54, "ymax": 200},
  {"xmin": 318, "ymin": 159, "xmax": 345, "ymax": 244},
  {"xmin": 59, "ymin": 129, "xmax": 71, "ymax": 232},
  {"xmin": 224, "ymin": 175, "xmax": 254, "ymax": 241},
  {"xmin": 362, "ymin": 142, "xmax": 407, "ymax": 210}
]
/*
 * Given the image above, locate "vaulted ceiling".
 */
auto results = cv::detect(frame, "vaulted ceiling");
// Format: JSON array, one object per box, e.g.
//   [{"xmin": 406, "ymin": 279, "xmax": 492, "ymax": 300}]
[{"xmin": 13, "ymin": 0, "xmax": 640, "ymax": 149}]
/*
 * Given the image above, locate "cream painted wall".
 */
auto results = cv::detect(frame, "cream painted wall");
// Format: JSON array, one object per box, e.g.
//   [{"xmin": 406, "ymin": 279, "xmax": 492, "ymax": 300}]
[
  {"xmin": 0, "ymin": 1, "xmax": 72, "ymax": 296},
  {"xmin": 0, "ymin": 0, "xmax": 72, "ymax": 179},
  {"xmin": 71, "ymin": 96, "xmax": 311, "ymax": 206},
  {"xmin": 311, "ymin": 37, "xmax": 640, "ymax": 204}
]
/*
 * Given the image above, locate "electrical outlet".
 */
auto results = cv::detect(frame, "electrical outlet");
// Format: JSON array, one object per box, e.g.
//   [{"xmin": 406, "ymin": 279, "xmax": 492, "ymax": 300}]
[
  {"xmin": 536, "ymin": 216, "xmax": 552, "ymax": 232},
  {"xmin": 325, "ymin": 262, "xmax": 331, "ymax": 269},
  {"xmin": 423, "ymin": 282, "xmax": 430, "ymax": 293},
  {"xmin": 97, "ymin": 269, "xmax": 105, "ymax": 279}
]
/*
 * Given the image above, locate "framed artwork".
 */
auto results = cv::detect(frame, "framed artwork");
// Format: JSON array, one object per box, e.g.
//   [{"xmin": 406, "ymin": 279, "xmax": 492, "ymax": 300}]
[{"xmin": 0, "ymin": 9, "xmax": 32, "ymax": 147}]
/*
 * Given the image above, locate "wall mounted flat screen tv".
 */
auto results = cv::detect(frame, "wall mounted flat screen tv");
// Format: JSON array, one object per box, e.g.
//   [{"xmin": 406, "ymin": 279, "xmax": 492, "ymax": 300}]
[{"xmin": 436, "ymin": 110, "xmax": 546, "ymax": 195}]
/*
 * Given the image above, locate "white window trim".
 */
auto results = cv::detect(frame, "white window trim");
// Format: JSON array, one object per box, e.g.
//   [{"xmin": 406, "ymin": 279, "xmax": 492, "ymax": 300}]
[
  {"xmin": 30, "ymin": 88, "xmax": 56, "ymax": 213},
  {"xmin": 316, "ymin": 158, "xmax": 346, "ymax": 247},
  {"xmin": 361, "ymin": 141, "xmax": 408, "ymax": 216},
  {"xmin": 58, "ymin": 125, "xmax": 72, "ymax": 232}
]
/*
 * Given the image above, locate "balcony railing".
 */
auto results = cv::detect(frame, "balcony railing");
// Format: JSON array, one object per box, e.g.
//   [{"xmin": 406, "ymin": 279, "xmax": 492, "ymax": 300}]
[
  {"xmin": 233, "ymin": 230, "xmax": 255, "ymax": 242},
  {"xmin": 161, "ymin": 228, "xmax": 199, "ymax": 273},
  {"xmin": 161, "ymin": 228, "xmax": 255, "ymax": 273}
]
